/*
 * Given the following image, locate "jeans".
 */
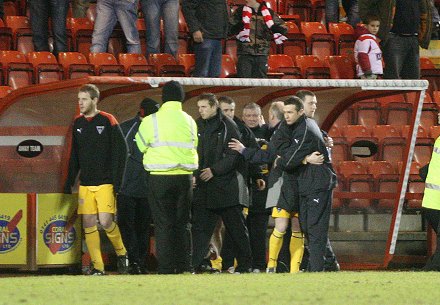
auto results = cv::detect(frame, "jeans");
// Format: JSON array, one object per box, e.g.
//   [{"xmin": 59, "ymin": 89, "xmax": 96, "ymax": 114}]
[
  {"xmin": 382, "ymin": 33, "xmax": 420, "ymax": 79},
  {"xmin": 29, "ymin": 0, "xmax": 69, "ymax": 56},
  {"xmin": 140, "ymin": 0, "xmax": 179, "ymax": 57},
  {"xmin": 91, "ymin": 0, "xmax": 141, "ymax": 54},
  {"xmin": 325, "ymin": 0, "xmax": 339, "ymax": 24},
  {"xmin": 193, "ymin": 38, "xmax": 222, "ymax": 77},
  {"xmin": 326, "ymin": 0, "xmax": 359, "ymax": 27}
]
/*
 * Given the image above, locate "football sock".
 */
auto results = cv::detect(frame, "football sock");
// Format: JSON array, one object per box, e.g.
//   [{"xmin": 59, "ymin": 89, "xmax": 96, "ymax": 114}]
[
  {"xmin": 211, "ymin": 256, "xmax": 223, "ymax": 271},
  {"xmin": 104, "ymin": 221, "xmax": 127, "ymax": 256},
  {"xmin": 290, "ymin": 231, "xmax": 305, "ymax": 273},
  {"xmin": 84, "ymin": 225, "xmax": 104, "ymax": 271},
  {"xmin": 267, "ymin": 228, "xmax": 286, "ymax": 269}
]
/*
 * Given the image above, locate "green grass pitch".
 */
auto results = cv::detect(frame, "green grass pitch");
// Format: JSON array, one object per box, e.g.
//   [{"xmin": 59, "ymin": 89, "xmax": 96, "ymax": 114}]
[{"xmin": 2, "ymin": 272, "xmax": 440, "ymax": 305}]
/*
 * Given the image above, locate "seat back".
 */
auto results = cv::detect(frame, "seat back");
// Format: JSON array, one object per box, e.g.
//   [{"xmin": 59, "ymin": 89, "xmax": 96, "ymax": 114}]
[
  {"xmin": 0, "ymin": 50, "xmax": 33, "ymax": 89},
  {"xmin": 118, "ymin": 53, "xmax": 155, "ymax": 76},
  {"xmin": 68, "ymin": 17, "xmax": 94, "ymax": 57},
  {"xmin": 324, "ymin": 55, "xmax": 354, "ymax": 79},
  {"xmin": 88, "ymin": 52, "xmax": 125, "ymax": 76},
  {"xmin": 220, "ymin": 54, "xmax": 237, "ymax": 78},
  {"xmin": 178, "ymin": 53, "xmax": 196, "ymax": 76},
  {"xmin": 149, "ymin": 53, "xmax": 179, "ymax": 75},
  {"xmin": 27, "ymin": 51, "xmax": 63, "ymax": 84},
  {"xmin": 353, "ymin": 100, "xmax": 381, "ymax": 127},
  {"xmin": 285, "ymin": 0, "xmax": 312, "ymax": 21},
  {"xmin": 0, "ymin": 85, "xmax": 13, "ymax": 98},
  {"xmin": 58, "ymin": 51, "xmax": 95, "ymax": 79}
]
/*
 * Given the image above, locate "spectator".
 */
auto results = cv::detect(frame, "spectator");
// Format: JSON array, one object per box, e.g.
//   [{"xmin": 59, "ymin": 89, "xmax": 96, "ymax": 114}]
[
  {"xmin": 0, "ymin": 0, "xmax": 4, "ymax": 21},
  {"xmin": 192, "ymin": 93, "xmax": 252, "ymax": 273},
  {"xmin": 29, "ymin": 0, "xmax": 69, "ymax": 56},
  {"xmin": 359, "ymin": 0, "xmax": 432, "ymax": 79},
  {"xmin": 431, "ymin": 0, "xmax": 440, "ymax": 40},
  {"xmin": 64, "ymin": 84, "xmax": 129, "ymax": 275},
  {"xmin": 182, "ymin": 0, "xmax": 229, "ymax": 77},
  {"xmin": 140, "ymin": 0, "xmax": 179, "ymax": 58},
  {"xmin": 90, "ymin": 0, "xmax": 141, "ymax": 54},
  {"xmin": 117, "ymin": 98, "xmax": 159, "ymax": 274},
  {"xmin": 229, "ymin": 0, "xmax": 287, "ymax": 78},
  {"xmin": 326, "ymin": 0, "xmax": 360, "ymax": 28},
  {"xmin": 354, "ymin": 15, "xmax": 383, "ymax": 79},
  {"xmin": 135, "ymin": 81, "xmax": 198, "ymax": 274}
]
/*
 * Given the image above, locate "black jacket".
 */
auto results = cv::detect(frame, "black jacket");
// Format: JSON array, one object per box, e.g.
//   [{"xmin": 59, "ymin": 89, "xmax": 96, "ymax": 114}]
[
  {"xmin": 119, "ymin": 116, "xmax": 149, "ymax": 198},
  {"xmin": 182, "ymin": 0, "xmax": 229, "ymax": 39},
  {"xmin": 194, "ymin": 110, "xmax": 248, "ymax": 209},
  {"xmin": 278, "ymin": 115, "xmax": 337, "ymax": 196}
]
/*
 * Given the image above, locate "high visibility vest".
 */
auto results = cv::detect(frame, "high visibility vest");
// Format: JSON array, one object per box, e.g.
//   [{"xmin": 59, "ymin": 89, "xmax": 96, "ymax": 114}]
[
  {"xmin": 135, "ymin": 101, "xmax": 198, "ymax": 175},
  {"xmin": 422, "ymin": 136, "xmax": 440, "ymax": 210}
]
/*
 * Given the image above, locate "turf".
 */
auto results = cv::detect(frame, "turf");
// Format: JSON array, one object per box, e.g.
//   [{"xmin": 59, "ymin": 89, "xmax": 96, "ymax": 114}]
[{"xmin": 2, "ymin": 272, "xmax": 440, "ymax": 305}]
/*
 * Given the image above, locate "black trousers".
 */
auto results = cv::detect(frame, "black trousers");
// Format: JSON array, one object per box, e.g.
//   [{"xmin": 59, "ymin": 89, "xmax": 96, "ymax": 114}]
[
  {"xmin": 237, "ymin": 54, "xmax": 268, "ymax": 78},
  {"xmin": 299, "ymin": 190, "xmax": 333, "ymax": 272},
  {"xmin": 117, "ymin": 194, "xmax": 151, "ymax": 268},
  {"xmin": 148, "ymin": 174, "xmax": 193, "ymax": 274},
  {"xmin": 423, "ymin": 207, "xmax": 440, "ymax": 269},
  {"xmin": 192, "ymin": 204, "xmax": 252, "ymax": 272}
]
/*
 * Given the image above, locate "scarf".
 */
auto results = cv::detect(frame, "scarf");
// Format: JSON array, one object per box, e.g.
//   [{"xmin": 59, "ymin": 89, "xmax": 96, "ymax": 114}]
[{"xmin": 236, "ymin": 4, "xmax": 287, "ymax": 45}]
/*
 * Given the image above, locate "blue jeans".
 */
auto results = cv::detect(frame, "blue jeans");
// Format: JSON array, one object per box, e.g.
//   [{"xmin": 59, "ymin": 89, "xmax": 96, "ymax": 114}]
[
  {"xmin": 91, "ymin": 0, "xmax": 141, "ymax": 54},
  {"xmin": 193, "ymin": 39, "xmax": 222, "ymax": 78},
  {"xmin": 382, "ymin": 33, "xmax": 420, "ymax": 79},
  {"xmin": 326, "ymin": 0, "xmax": 359, "ymax": 27},
  {"xmin": 325, "ymin": 0, "xmax": 339, "ymax": 24},
  {"xmin": 29, "ymin": 0, "xmax": 69, "ymax": 56},
  {"xmin": 140, "ymin": 0, "xmax": 179, "ymax": 57}
]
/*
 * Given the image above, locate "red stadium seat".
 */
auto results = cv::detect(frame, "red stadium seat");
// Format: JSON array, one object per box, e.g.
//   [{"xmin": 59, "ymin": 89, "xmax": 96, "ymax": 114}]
[
  {"xmin": 224, "ymin": 37, "xmax": 238, "ymax": 64},
  {"xmin": 353, "ymin": 100, "xmax": 382, "ymax": 127},
  {"xmin": 332, "ymin": 107, "xmax": 354, "ymax": 128},
  {"xmin": 220, "ymin": 54, "xmax": 237, "ymax": 78},
  {"xmin": 267, "ymin": 54, "xmax": 301, "ymax": 78},
  {"xmin": 300, "ymin": 22, "xmax": 335, "ymax": 59},
  {"xmin": 0, "ymin": 24, "xmax": 13, "ymax": 51},
  {"xmin": 377, "ymin": 175, "xmax": 400, "ymax": 210},
  {"xmin": 331, "ymin": 136, "xmax": 350, "ymax": 165},
  {"xmin": 420, "ymin": 103, "xmax": 439, "ymax": 131},
  {"xmin": 420, "ymin": 57, "xmax": 436, "ymax": 69},
  {"xmin": 311, "ymin": 0, "xmax": 325, "ymax": 22},
  {"xmin": 400, "ymin": 125, "xmax": 428, "ymax": 139},
  {"xmin": 149, "ymin": 53, "xmax": 185, "ymax": 77},
  {"xmin": 27, "ymin": 51, "xmax": 63, "ymax": 84},
  {"xmin": 407, "ymin": 175, "xmax": 425, "ymax": 209},
  {"xmin": 178, "ymin": 53, "xmax": 195, "ymax": 76},
  {"xmin": 5, "ymin": 16, "xmax": 33, "ymax": 55},
  {"xmin": 88, "ymin": 52, "xmax": 125, "ymax": 76},
  {"xmin": 383, "ymin": 102, "xmax": 413, "ymax": 126},
  {"xmin": 324, "ymin": 55, "xmax": 355, "ymax": 79},
  {"xmin": 294, "ymin": 55, "xmax": 330, "ymax": 78},
  {"xmin": 337, "ymin": 160, "xmax": 368, "ymax": 178},
  {"xmin": 380, "ymin": 137, "xmax": 407, "ymax": 170},
  {"xmin": 372, "ymin": 125, "xmax": 401, "ymax": 142},
  {"xmin": 430, "ymin": 125, "xmax": 440, "ymax": 139},
  {"xmin": 328, "ymin": 125, "xmax": 342, "ymax": 137},
  {"xmin": 0, "ymin": 50, "xmax": 33, "ymax": 89},
  {"xmin": 341, "ymin": 124, "xmax": 371, "ymax": 143},
  {"xmin": 285, "ymin": 0, "xmax": 312, "ymax": 21},
  {"xmin": 346, "ymin": 175, "xmax": 374, "ymax": 209},
  {"xmin": 67, "ymin": 17, "xmax": 94, "ymax": 57},
  {"xmin": 413, "ymin": 137, "xmax": 434, "ymax": 166},
  {"xmin": 327, "ymin": 22, "xmax": 355, "ymax": 56},
  {"xmin": 58, "ymin": 52, "xmax": 95, "ymax": 79},
  {"xmin": 118, "ymin": 53, "xmax": 155, "ymax": 76},
  {"xmin": 0, "ymin": 85, "xmax": 13, "ymax": 98},
  {"xmin": 367, "ymin": 161, "xmax": 396, "ymax": 179}
]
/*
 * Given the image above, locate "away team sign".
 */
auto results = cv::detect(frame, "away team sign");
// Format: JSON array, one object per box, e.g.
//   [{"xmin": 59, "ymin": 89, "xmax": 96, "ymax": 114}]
[
  {"xmin": 40, "ymin": 214, "xmax": 77, "ymax": 254},
  {"xmin": 0, "ymin": 210, "xmax": 23, "ymax": 253}
]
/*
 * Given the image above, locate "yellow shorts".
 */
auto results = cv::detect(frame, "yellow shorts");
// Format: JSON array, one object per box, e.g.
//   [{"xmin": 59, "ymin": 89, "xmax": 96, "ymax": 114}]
[
  {"xmin": 271, "ymin": 207, "xmax": 298, "ymax": 219},
  {"xmin": 78, "ymin": 184, "xmax": 116, "ymax": 215}
]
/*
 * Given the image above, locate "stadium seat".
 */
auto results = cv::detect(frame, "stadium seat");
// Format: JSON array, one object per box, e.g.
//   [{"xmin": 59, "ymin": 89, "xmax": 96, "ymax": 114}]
[
  {"xmin": 0, "ymin": 50, "xmax": 33, "ymax": 89},
  {"xmin": 346, "ymin": 174, "xmax": 374, "ymax": 210},
  {"xmin": 327, "ymin": 22, "xmax": 355, "ymax": 56},
  {"xmin": 332, "ymin": 107, "xmax": 354, "ymax": 128},
  {"xmin": 420, "ymin": 57, "xmax": 436, "ymax": 69},
  {"xmin": 88, "ymin": 52, "xmax": 125, "ymax": 76},
  {"xmin": 383, "ymin": 102, "xmax": 413, "ymax": 126},
  {"xmin": 118, "ymin": 53, "xmax": 155, "ymax": 76},
  {"xmin": 149, "ymin": 53, "xmax": 186, "ymax": 77},
  {"xmin": 328, "ymin": 125, "xmax": 342, "ymax": 137},
  {"xmin": 367, "ymin": 160, "xmax": 396, "ymax": 179},
  {"xmin": 27, "ymin": 51, "xmax": 63, "ymax": 84},
  {"xmin": 285, "ymin": 0, "xmax": 312, "ymax": 21},
  {"xmin": 432, "ymin": 90, "xmax": 440, "ymax": 107},
  {"xmin": 421, "ymin": 68, "xmax": 440, "ymax": 94},
  {"xmin": 413, "ymin": 137, "xmax": 434, "ymax": 166},
  {"xmin": 341, "ymin": 124, "xmax": 371, "ymax": 143},
  {"xmin": 0, "ymin": 24, "xmax": 13, "ymax": 51},
  {"xmin": 311, "ymin": 0, "xmax": 325, "ymax": 22},
  {"xmin": 430, "ymin": 125, "xmax": 440, "ymax": 139},
  {"xmin": 376, "ymin": 94, "xmax": 407, "ymax": 106},
  {"xmin": 178, "ymin": 53, "xmax": 195, "ymax": 76},
  {"xmin": 3, "ymin": 1, "xmax": 18, "ymax": 16},
  {"xmin": 324, "ymin": 55, "xmax": 355, "ymax": 79},
  {"xmin": 220, "ymin": 54, "xmax": 237, "ymax": 78},
  {"xmin": 377, "ymin": 174, "xmax": 400, "ymax": 210},
  {"xmin": 267, "ymin": 54, "xmax": 301, "ymax": 78},
  {"xmin": 5, "ymin": 16, "xmax": 33, "ymax": 54},
  {"xmin": 279, "ymin": 27, "xmax": 307, "ymax": 61},
  {"xmin": 107, "ymin": 29, "xmax": 125, "ymax": 57},
  {"xmin": 372, "ymin": 125, "xmax": 400, "ymax": 142},
  {"xmin": 406, "ymin": 174, "xmax": 425, "ymax": 209},
  {"xmin": 224, "ymin": 37, "xmax": 238, "ymax": 64},
  {"xmin": 300, "ymin": 21, "xmax": 335, "ymax": 59},
  {"xmin": 419, "ymin": 103, "xmax": 439, "ymax": 131},
  {"xmin": 58, "ymin": 51, "xmax": 95, "ymax": 79},
  {"xmin": 332, "ymin": 177, "xmax": 345, "ymax": 209},
  {"xmin": 337, "ymin": 160, "xmax": 368, "ymax": 178},
  {"xmin": 353, "ymin": 100, "xmax": 382, "ymax": 127},
  {"xmin": 136, "ymin": 19, "xmax": 147, "ymax": 56},
  {"xmin": 294, "ymin": 55, "xmax": 330, "ymax": 78},
  {"xmin": 380, "ymin": 137, "xmax": 407, "ymax": 170},
  {"xmin": 68, "ymin": 17, "xmax": 94, "ymax": 57},
  {"xmin": 331, "ymin": 136, "xmax": 350, "ymax": 165},
  {"xmin": 0, "ymin": 85, "xmax": 13, "ymax": 98}
]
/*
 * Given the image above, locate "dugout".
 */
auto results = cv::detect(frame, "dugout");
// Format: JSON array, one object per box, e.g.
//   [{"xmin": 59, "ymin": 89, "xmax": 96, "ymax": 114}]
[{"xmin": 0, "ymin": 76, "xmax": 432, "ymax": 270}]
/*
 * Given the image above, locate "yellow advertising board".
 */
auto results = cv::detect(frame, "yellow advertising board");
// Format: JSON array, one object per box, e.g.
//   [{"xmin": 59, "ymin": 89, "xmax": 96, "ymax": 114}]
[
  {"xmin": 37, "ymin": 194, "xmax": 81, "ymax": 265},
  {"xmin": 0, "ymin": 194, "xmax": 28, "ymax": 265}
]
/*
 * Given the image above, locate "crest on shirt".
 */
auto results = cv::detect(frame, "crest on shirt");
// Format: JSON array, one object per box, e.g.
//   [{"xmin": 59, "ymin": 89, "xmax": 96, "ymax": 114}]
[{"xmin": 96, "ymin": 126, "xmax": 105, "ymax": 134}]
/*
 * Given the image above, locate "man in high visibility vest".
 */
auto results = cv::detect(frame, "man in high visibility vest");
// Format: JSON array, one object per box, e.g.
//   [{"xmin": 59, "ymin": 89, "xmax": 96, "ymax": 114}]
[
  {"xmin": 135, "ymin": 81, "xmax": 198, "ymax": 274},
  {"xmin": 422, "ymin": 113, "xmax": 440, "ymax": 271}
]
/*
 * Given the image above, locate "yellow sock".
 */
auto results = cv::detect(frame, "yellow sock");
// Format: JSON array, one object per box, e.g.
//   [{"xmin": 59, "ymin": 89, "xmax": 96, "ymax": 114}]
[
  {"xmin": 104, "ymin": 222, "xmax": 127, "ymax": 256},
  {"xmin": 290, "ymin": 231, "xmax": 304, "ymax": 273},
  {"xmin": 267, "ymin": 229, "xmax": 286, "ymax": 269},
  {"xmin": 84, "ymin": 225, "xmax": 104, "ymax": 271},
  {"xmin": 211, "ymin": 256, "xmax": 223, "ymax": 270}
]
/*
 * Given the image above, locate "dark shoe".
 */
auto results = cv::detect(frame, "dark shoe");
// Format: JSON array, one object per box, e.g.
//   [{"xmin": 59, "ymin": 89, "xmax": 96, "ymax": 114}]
[
  {"xmin": 194, "ymin": 264, "xmax": 220, "ymax": 274},
  {"xmin": 117, "ymin": 255, "xmax": 129, "ymax": 274},
  {"xmin": 129, "ymin": 262, "xmax": 142, "ymax": 275},
  {"xmin": 89, "ymin": 268, "xmax": 105, "ymax": 276},
  {"xmin": 324, "ymin": 260, "xmax": 340, "ymax": 272}
]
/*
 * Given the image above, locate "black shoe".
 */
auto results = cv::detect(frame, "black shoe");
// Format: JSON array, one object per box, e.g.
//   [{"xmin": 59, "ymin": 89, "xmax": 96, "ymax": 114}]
[
  {"xmin": 324, "ymin": 261, "xmax": 340, "ymax": 272},
  {"xmin": 129, "ymin": 262, "xmax": 142, "ymax": 275},
  {"xmin": 89, "ymin": 268, "xmax": 105, "ymax": 276},
  {"xmin": 117, "ymin": 255, "xmax": 129, "ymax": 274},
  {"xmin": 194, "ymin": 264, "xmax": 219, "ymax": 274}
]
